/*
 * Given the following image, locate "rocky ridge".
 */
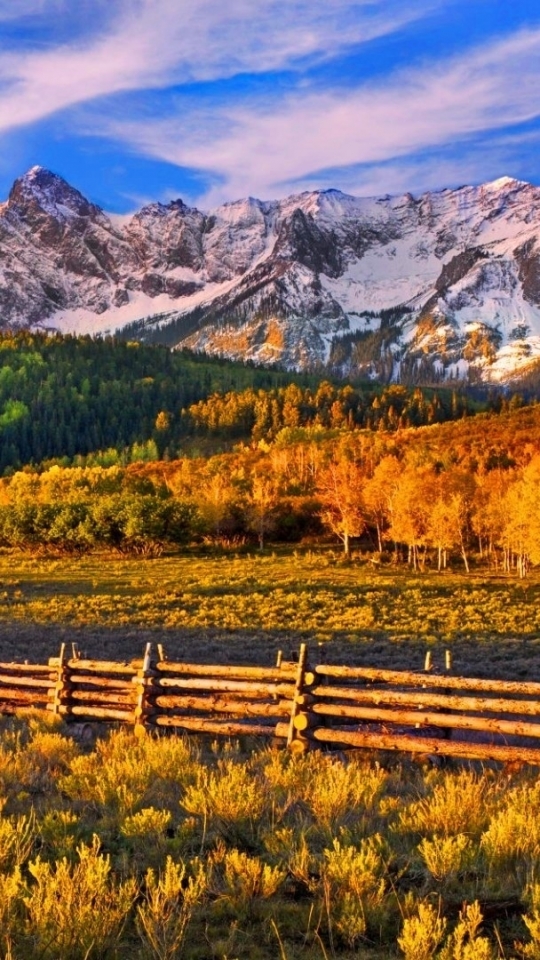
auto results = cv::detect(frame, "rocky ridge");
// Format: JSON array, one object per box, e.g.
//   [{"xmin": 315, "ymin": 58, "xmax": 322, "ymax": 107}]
[{"xmin": 2, "ymin": 166, "xmax": 540, "ymax": 383}]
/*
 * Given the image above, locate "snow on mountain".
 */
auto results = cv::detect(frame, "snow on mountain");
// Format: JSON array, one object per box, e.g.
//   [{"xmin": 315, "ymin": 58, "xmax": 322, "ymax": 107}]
[{"xmin": 2, "ymin": 167, "xmax": 540, "ymax": 383}]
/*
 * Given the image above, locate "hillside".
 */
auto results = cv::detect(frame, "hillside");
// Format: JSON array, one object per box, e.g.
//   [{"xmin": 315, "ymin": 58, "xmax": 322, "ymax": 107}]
[{"xmin": 0, "ymin": 333, "xmax": 315, "ymax": 473}]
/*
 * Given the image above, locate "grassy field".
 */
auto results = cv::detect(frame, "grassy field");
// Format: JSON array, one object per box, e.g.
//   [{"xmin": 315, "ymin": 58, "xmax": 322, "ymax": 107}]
[
  {"xmin": 0, "ymin": 548, "xmax": 539, "ymax": 957},
  {"xmin": 0, "ymin": 547, "xmax": 538, "ymax": 679}
]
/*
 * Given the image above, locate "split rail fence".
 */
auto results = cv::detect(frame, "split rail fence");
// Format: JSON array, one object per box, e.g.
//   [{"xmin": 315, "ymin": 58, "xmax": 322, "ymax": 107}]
[{"xmin": 2, "ymin": 643, "xmax": 540, "ymax": 764}]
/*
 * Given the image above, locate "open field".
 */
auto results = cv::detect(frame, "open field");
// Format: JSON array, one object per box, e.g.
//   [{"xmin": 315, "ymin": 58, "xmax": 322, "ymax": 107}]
[
  {"xmin": 0, "ymin": 549, "xmax": 539, "ymax": 957},
  {"xmin": 0, "ymin": 548, "xmax": 539, "ymax": 679}
]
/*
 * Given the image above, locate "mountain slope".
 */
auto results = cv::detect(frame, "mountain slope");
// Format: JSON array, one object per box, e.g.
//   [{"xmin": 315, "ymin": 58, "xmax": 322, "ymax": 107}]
[{"xmin": 2, "ymin": 167, "xmax": 540, "ymax": 383}]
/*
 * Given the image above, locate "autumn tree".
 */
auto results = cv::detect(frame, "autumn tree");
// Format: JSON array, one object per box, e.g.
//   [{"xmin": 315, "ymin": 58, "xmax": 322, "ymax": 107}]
[
  {"xmin": 471, "ymin": 468, "xmax": 512, "ymax": 566},
  {"xmin": 317, "ymin": 454, "xmax": 365, "ymax": 556},
  {"xmin": 363, "ymin": 455, "xmax": 402, "ymax": 553},
  {"xmin": 388, "ymin": 464, "xmax": 435, "ymax": 570},
  {"xmin": 429, "ymin": 469, "xmax": 475, "ymax": 572},
  {"xmin": 502, "ymin": 456, "xmax": 540, "ymax": 577},
  {"xmin": 198, "ymin": 458, "xmax": 239, "ymax": 542},
  {"xmin": 245, "ymin": 471, "xmax": 279, "ymax": 550}
]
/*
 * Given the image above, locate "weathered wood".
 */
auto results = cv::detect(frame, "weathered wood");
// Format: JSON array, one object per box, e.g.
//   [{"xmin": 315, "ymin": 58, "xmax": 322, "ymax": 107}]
[
  {"xmin": 157, "ymin": 677, "xmax": 296, "ymax": 697},
  {"xmin": 134, "ymin": 643, "xmax": 154, "ymax": 732},
  {"xmin": 288, "ymin": 643, "xmax": 308, "ymax": 747},
  {"xmin": 3, "ymin": 646, "xmax": 540, "ymax": 766},
  {"xmin": 311, "ymin": 727, "xmax": 540, "ymax": 765},
  {"xmin": 0, "ymin": 674, "xmax": 55, "ymax": 689},
  {"xmin": 293, "ymin": 712, "xmax": 316, "ymax": 732},
  {"xmin": 0, "ymin": 687, "xmax": 49, "ymax": 703},
  {"xmin": 294, "ymin": 693, "xmax": 314, "ymax": 707},
  {"xmin": 69, "ymin": 675, "xmax": 135, "ymax": 690},
  {"xmin": 155, "ymin": 661, "xmax": 298, "ymax": 680},
  {"xmin": 153, "ymin": 694, "xmax": 290, "ymax": 717},
  {"xmin": 315, "ymin": 664, "xmax": 540, "ymax": 696},
  {"xmin": 0, "ymin": 662, "xmax": 54, "ymax": 675},
  {"xmin": 152, "ymin": 715, "xmax": 278, "ymax": 737},
  {"xmin": 311, "ymin": 702, "xmax": 540, "ymax": 739},
  {"xmin": 50, "ymin": 704, "xmax": 135, "ymax": 721},
  {"xmin": 289, "ymin": 737, "xmax": 310, "ymax": 754},
  {"xmin": 311, "ymin": 685, "xmax": 540, "ymax": 717},
  {"xmin": 51, "ymin": 643, "xmax": 68, "ymax": 718},
  {"xmin": 70, "ymin": 690, "xmax": 136, "ymax": 707},
  {"xmin": 49, "ymin": 657, "xmax": 141, "ymax": 674},
  {"xmin": 0, "ymin": 704, "xmax": 50, "ymax": 715}
]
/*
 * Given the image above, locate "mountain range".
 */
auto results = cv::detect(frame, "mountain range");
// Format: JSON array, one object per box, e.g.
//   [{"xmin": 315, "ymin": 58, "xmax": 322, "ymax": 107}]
[{"xmin": 2, "ymin": 165, "xmax": 540, "ymax": 384}]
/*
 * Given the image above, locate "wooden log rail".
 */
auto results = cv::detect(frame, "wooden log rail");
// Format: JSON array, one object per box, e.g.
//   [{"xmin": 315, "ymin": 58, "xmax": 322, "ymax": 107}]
[
  {"xmin": 149, "ymin": 645, "xmax": 310, "ymax": 746},
  {"xmin": 0, "ymin": 648, "xmax": 540, "ymax": 763},
  {"xmin": 47, "ymin": 654, "xmax": 139, "ymax": 723},
  {"xmin": 307, "ymin": 662, "xmax": 540, "ymax": 764},
  {"xmin": 0, "ymin": 660, "xmax": 56, "ymax": 714}
]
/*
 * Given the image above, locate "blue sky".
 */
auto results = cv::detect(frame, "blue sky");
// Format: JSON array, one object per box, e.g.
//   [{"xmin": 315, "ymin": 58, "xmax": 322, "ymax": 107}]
[{"xmin": 0, "ymin": 0, "xmax": 539, "ymax": 212}]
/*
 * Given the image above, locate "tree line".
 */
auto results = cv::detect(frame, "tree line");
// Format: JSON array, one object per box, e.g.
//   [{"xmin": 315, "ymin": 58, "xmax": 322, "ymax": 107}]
[
  {"xmin": 183, "ymin": 381, "xmax": 472, "ymax": 440},
  {"xmin": 1, "ymin": 402, "xmax": 540, "ymax": 574},
  {"xmin": 0, "ymin": 332, "xmax": 315, "ymax": 473},
  {"xmin": 0, "ymin": 331, "xmax": 488, "ymax": 475}
]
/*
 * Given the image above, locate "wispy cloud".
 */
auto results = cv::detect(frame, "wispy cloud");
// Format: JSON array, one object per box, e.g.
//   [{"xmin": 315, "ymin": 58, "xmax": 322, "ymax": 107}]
[
  {"xmin": 99, "ymin": 26, "xmax": 540, "ymax": 205},
  {"xmin": 0, "ymin": 0, "xmax": 432, "ymax": 134},
  {"xmin": 0, "ymin": 1, "xmax": 56, "ymax": 20}
]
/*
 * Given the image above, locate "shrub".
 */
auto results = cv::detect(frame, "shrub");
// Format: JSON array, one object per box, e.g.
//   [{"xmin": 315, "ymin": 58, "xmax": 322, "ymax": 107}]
[
  {"xmin": 24, "ymin": 836, "xmax": 136, "ymax": 959},
  {"xmin": 398, "ymin": 901, "xmax": 446, "ymax": 960},
  {"xmin": 322, "ymin": 836, "xmax": 388, "ymax": 946},
  {"xmin": 136, "ymin": 856, "xmax": 207, "ymax": 960}
]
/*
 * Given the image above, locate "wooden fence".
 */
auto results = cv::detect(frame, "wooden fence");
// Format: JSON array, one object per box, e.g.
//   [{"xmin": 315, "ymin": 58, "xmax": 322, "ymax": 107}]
[{"xmin": 2, "ymin": 644, "xmax": 540, "ymax": 764}]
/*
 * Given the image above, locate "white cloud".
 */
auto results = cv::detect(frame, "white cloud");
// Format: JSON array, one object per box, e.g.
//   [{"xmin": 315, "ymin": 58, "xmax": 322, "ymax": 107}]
[
  {"xmin": 0, "ymin": 0, "xmax": 432, "ymax": 134},
  {"xmin": 100, "ymin": 27, "xmax": 540, "ymax": 205}
]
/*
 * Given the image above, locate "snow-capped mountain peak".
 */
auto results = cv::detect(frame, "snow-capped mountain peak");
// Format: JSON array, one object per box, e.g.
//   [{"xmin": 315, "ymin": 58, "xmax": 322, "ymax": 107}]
[
  {"xmin": 1, "ymin": 168, "xmax": 540, "ymax": 384},
  {"xmin": 484, "ymin": 175, "xmax": 529, "ymax": 191},
  {"xmin": 8, "ymin": 166, "xmax": 99, "ymax": 220}
]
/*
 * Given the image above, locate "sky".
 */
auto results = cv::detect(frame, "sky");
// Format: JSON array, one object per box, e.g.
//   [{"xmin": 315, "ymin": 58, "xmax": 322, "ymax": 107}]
[{"xmin": 0, "ymin": 0, "xmax": 539, "ymax": 212}]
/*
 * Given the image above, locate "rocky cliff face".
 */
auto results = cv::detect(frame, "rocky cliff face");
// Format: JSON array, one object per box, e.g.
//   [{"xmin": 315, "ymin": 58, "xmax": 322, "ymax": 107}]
[{"xmin": 2, "ymin": 166, "xmax": 540, "ymax": 383}]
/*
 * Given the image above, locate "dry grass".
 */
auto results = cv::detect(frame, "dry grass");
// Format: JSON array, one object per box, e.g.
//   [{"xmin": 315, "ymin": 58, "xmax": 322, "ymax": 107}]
[
  {"xmin": 0, "ymin": 547, "xmax": 536, "ymax": 956},
  {"xmin": 0, "ymin": 718, "xmax": 536, "ymax": 957},
  {"xmin": 0, "ymin": 548, "xmax": 538, "ymax": 680}
]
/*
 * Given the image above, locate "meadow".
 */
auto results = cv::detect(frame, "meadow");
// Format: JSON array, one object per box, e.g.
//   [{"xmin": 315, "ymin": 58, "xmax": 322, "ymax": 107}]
[
  {"xmin": 0, "ymin": 547, "xmax": 539, "ymax": 958},
  {"xmin": 0, "ymin": 547, "xmax": 539, "ymax": 678}
]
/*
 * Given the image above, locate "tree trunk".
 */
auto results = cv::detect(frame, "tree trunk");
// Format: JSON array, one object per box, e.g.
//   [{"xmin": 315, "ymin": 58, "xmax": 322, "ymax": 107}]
[{"xmin": 459, "ymin": 531, "xmax": 469, "ymax": 573}]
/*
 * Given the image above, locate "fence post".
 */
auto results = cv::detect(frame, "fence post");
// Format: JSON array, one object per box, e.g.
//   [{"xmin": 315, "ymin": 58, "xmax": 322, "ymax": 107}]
[
  {"xmin": 51, "ymin": 643, "xmax": 71, "ymax": 719},
  {"xmin": 442, "ymin": 649, "xmax": 453, "ymax": 741},
  {"xmin": 134, "ymin": 643, "xmax": 154, "ymax": 736},
  {"xmin": 287, "ymin": 643, "xmax": 311, "ymax": 752}
]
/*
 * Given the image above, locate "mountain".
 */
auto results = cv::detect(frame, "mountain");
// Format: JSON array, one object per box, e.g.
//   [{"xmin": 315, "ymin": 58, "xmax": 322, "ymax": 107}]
[{"xmin": 2, "ymin": 165, "xmax": 540, "ymax": 384}]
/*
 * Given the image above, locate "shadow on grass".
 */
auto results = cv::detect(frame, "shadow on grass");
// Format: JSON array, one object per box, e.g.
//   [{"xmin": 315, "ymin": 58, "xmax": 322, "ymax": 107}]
[{"xmin": 0, "ymin": 621, "xmax": 539, "ymax": 682}]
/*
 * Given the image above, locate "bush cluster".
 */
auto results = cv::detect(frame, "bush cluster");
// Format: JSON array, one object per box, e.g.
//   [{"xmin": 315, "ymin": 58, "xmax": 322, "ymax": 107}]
[{"xmin": 0, "ymin": 716, "xmax": 537, "ymax": 958}]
